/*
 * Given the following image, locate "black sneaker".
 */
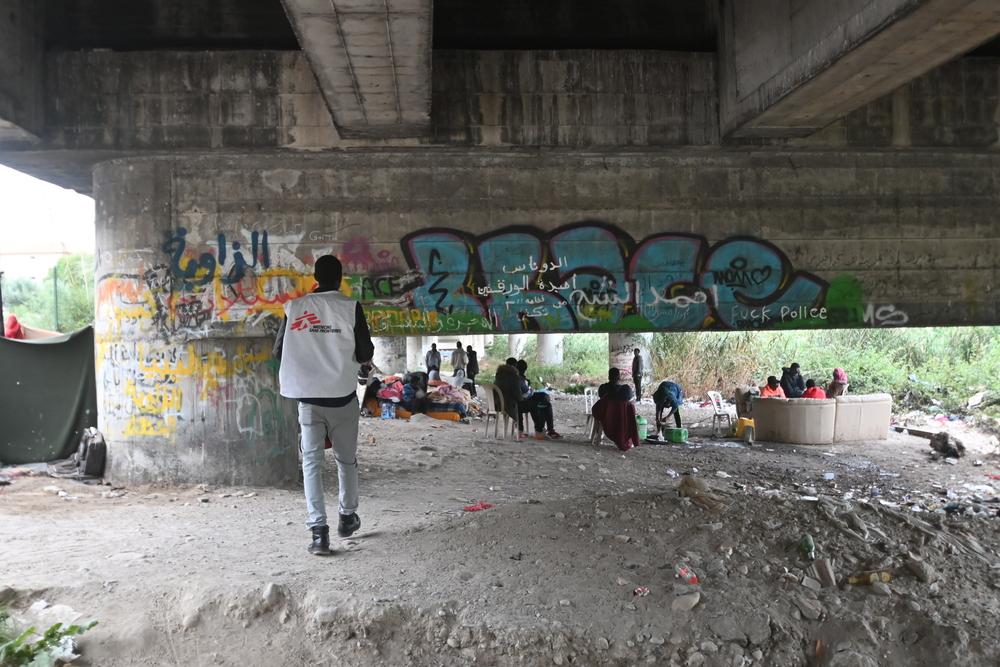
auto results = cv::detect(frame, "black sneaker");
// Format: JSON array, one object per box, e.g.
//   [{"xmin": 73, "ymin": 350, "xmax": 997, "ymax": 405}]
[
  {"xmin": 338, "ymin": 513, "xmax": 361, "ymax": 537},
  {"xmin": 309, "ymin": 525, "xmax": 333, "ymax": 556}
]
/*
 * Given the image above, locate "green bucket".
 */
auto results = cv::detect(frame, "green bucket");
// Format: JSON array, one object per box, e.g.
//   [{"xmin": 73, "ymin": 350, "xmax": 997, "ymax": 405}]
[
  {"xmin": 662, "ymin": 427, "xmax": 688, "ymax": 443},
  {"xmin": 636, "ymin": 416, "xmax": 648, "ymax": 439}
]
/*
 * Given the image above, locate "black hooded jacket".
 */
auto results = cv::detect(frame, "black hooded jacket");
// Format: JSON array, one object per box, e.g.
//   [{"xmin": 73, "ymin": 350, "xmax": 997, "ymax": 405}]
[{"xmin": 780, "ymin": 367, "xmax": 805, "ymax": 399}]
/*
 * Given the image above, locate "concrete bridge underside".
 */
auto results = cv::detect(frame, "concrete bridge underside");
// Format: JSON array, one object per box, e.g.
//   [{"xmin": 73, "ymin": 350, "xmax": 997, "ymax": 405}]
[
  {"xmin": 3, "ymin": 0, "xmax": 1000, "ymax": 484},
  {"xmin": 90, "ymin": 149, "xmax": 1000, "ymax": 484}
]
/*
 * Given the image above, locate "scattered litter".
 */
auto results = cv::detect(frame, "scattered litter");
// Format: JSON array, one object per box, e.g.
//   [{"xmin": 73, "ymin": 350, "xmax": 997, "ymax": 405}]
[
  {"xmin": 967, "ymin": 390, "xmax": 988, "ymax": 409},
  {"xmin": 822, "ymin": 473, "xmax": 836, "ymax": 481},
  {"xmin": 664, "ymin": 468, "xmax": 679, "ymax": 478},
  {"xmin": 715, "ymin": 471, "xmax": 732, "ymax": 479},
  {"xmin": 799, "ymin": 534, "xmax": 816, "ymax": 561},
  {"xmin": 674, "ymin": 563, "xmax": 700, "ymax": 585},
  {"xmin": 848, "ymin": 570, "xmax": 892, "ymax": 585},
  {"xmin": 676, "ymin": 476, "xmax": 727, "ymax": 512},
  {"xmin": 463, "ymin": 500, "xmax": 494, "ymax": 512},
  {"xmin": 896, "ymin": 427, "xmax": 966, "ymax": 458},
  {"xmin": 633, "ymin": 586, "xmax": 650, "ymax": 597}
]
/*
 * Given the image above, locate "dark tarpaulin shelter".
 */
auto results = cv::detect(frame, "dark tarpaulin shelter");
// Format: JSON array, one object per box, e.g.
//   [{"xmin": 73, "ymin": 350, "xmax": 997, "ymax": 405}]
[{"xmin": 0, "ymin": 326, "xmax": 97, "ymax": 464}]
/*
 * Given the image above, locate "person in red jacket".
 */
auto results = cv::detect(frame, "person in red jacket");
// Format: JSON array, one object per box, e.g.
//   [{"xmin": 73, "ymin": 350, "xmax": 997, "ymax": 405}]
[{"xmin": 801, "ymin": 379, "xmax": 827, "ymax": 399}]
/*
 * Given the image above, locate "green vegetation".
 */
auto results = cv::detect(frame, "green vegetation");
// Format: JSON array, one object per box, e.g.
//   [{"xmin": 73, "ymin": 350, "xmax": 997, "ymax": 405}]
[
  {"xmin": 650, "ymin": 328, "xmax": 1000, "ymax": 418},
  {"xmin": 483, "ymin": 334, "xmax": 609, "ymax": 388},
  {"xmin": 0, "ymin": 607, "xmax": 97, "ymax": 667},
  {"xmin": 2, "ymin": 253, "xmax": 94, "ymax": 333},
  {"xmin": 482, "ymin": 328, "xmax": 1000, "ymax": 425}
]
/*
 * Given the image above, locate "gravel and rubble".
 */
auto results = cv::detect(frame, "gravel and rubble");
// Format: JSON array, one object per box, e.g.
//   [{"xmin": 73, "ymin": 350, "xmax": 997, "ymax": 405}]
[{"xmin": 2, "ymin": 395, "xmax": 999, "ymax": 666}]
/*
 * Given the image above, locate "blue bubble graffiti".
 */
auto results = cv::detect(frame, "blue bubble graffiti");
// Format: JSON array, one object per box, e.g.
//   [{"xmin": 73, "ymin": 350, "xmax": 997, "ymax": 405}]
[{"xmin": 399, "ymin": 222, "xmax": 829, "ymax": 332}]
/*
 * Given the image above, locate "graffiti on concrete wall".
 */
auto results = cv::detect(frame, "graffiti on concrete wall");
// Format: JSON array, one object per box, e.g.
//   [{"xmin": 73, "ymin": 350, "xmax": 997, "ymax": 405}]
[
  {"xmin": 94, "ymin": 220, "xmax": 903, "ymax": 439},
  {"xmin": 97, "ymin": 336, "xmax": 283, "ymax": 440},
  {"xmin": 400, "ymin": 223, "xmax": 834, "ymax": 333},
  {"xmin": 98, "ymin": 220, "xmax": 907, "ymax": 340}
]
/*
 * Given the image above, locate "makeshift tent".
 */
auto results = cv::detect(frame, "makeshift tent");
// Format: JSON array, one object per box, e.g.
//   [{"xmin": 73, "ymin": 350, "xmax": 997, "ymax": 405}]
[{"xmin": 0, "ymin": 326, "xmax": 97, "ymax": 464}]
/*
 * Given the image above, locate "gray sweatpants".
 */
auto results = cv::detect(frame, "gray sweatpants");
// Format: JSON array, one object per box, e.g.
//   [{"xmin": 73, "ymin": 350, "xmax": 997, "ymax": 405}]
[{"xmin": 298, "ymin": 401, "xmax": 359, "ymax": 529}]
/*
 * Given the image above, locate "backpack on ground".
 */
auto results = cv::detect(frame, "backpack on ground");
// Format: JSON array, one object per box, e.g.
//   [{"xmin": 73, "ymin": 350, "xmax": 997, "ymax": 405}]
[{"xmin": 48, "ymin": 427, "xmax": 106, "ymax": 481}]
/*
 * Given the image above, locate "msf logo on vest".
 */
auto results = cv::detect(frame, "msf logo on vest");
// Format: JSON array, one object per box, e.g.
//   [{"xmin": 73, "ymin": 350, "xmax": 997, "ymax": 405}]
[{"xmin": 290, "ymin": 310, "xmax": 342, "ymax": 334}]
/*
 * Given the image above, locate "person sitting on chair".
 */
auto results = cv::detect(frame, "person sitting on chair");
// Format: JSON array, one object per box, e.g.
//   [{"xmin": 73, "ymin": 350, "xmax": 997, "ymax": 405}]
[
  {"xmin": 592, "ymin": 368, "xmax": 637, "ymax": 447},
  {"xmin": 516, "ymin": 359, "xmax": 562, "ymax": 440},
  {"xmin": 827, "ymin": 368, "xmax": 849, "ymax": 397},
  {"xmin": 598, "ymin": 367, "xmax": 634, "ymax": 402}
]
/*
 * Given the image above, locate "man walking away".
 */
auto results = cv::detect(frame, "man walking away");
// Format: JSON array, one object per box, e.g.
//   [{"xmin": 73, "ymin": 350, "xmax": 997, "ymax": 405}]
[
  {"xmin": 631, "ymin": 348, "xmax": 643, "ymax": 400},
  {"xmin": 451, "ymin": 341, "xmax": 468, "ymax": 376},
  {"xmin": 274, "ymin": 255, "xmax": 374, "ymax": 556},
  {"xmin": 425, "ymin": 343, "xmax": 441, "ymax": 374},
  {"xmin": 465, "ymin": 344, "xmax": 479, "ymax": 397}
]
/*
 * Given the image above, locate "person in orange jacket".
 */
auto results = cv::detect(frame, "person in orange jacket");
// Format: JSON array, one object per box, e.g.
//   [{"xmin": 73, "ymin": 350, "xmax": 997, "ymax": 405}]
[{"xmin": 759, "ymin": 376, "xmax": 786, "ymax": 398}]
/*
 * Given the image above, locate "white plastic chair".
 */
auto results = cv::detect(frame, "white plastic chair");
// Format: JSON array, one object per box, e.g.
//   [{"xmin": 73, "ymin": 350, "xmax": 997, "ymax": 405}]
[
  {"xmin": 706, "ymin": 390, "xmax": 733, "ymax": 436},
  {"xmin": 583, "ymin": 387, "xmax": 598, "ymax": 435},
  {"xmin": 479, "ymin": 382, "xmax": 512, "ymax": 439}
]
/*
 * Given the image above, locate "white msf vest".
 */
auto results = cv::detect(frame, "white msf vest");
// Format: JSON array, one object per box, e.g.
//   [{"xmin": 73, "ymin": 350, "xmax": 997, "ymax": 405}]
[{"xmin": 279, "ymin": 291, "xmax": 360, "ymax": 399}]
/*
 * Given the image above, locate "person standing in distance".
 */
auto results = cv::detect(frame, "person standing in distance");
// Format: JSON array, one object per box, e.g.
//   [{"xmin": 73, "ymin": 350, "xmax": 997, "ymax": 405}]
[
  {"xmin": 631, "ymin": 348, "xmax": 643, "ymax": 401},
  {"xmin": 425, "ymin": 343, "xmax": 441, "ymax": 375},
  {"xmin": 465, "ymin": 344, "xmax": 479, "ymax": 397},
  {"xmin": 451, "ymin": 340, "xmax": 468, "ymax": 376},
  {"xmin": 273, "ymin": 255, "xmax": 374, "ymax": 556}
]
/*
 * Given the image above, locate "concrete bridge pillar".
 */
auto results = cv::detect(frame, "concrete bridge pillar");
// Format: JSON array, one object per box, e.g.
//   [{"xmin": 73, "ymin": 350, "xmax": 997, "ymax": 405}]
[
  {"xmin": 537, "ymin": 333, "xmax": 564, "ymax": 365},
  {"xmin": 372, "ymin": 337, "xmax": 406, "ymax": 375},
  {"xmin": 93, "ymin": 161, "xmax": 299, "ymax": 486},
  {"xmin": 509, "ymin": 334, "xmax": 529, "ymax": 359},
  {"xmin": 609, "ymin": 332, "xmax": 653, "ymax": 390},
  {"xmin": 406, "ymin": 336, "xmax": 424, "ymax": 371}
]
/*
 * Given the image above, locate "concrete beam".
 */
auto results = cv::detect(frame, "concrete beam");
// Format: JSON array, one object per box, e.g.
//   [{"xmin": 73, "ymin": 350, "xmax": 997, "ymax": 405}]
[
  {"xmin": 0, "ymin": 0, "xmax": 44, "ymax": 144},
  {"xmin": 280, "ymin": 0, "xmax": 432, "ymax": 139},
  {"xmin": 719, "ymin": 0, "xmax": 1000, "ymax": 138}
]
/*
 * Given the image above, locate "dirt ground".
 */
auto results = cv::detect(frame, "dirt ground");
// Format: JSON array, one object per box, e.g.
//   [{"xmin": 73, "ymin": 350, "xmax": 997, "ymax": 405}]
[{"xmin": 2, "ymin": 395, "xmax": 1000, "ymax": 667}]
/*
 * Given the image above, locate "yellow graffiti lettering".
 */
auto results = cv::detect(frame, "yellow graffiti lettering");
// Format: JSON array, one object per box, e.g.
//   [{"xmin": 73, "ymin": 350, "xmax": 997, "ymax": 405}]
[{"xmin": 122, "ymin": 415, "xmax": 177, "ymax": 437}]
